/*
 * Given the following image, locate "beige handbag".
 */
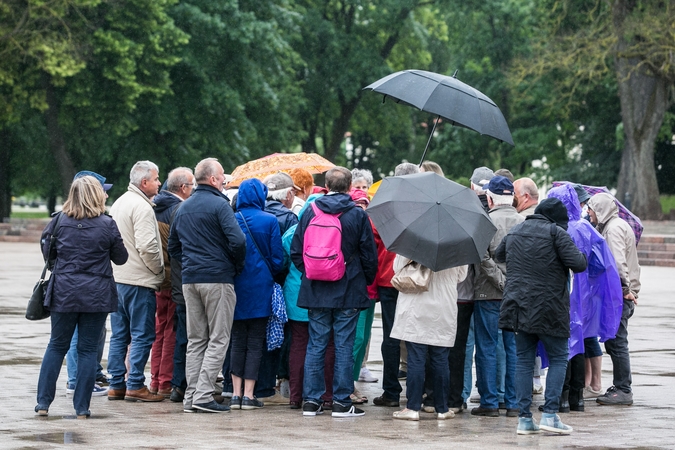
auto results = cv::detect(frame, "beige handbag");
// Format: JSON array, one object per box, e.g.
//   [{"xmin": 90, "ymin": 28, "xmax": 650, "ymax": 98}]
[{"xmin": 390, "ymin": 260, "xmax": 433, "ymax": 294}]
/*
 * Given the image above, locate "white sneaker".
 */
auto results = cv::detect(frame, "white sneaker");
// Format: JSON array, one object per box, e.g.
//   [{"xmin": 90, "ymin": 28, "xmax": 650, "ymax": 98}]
[
  {"xmin": 532, "ymin": 383, "xmax": 544, "ymax": 395},
  {"xmin": 358, "ymin": 367, "xmax": 378, "ymax": 383}
]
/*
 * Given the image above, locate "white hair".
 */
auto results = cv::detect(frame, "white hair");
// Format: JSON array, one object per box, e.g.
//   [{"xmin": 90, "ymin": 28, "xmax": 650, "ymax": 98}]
[
  {"xmin": 130, "ymin": 161, "xmax": 159, "ymax": 187},
  {"xmin": 487, "ymin": 190, "xmax": 514, "ymax": 206},
  {"xmin": 351, "ymin": 168, "xmax": 373, "ymax": 187},
  {"xmin": 268, "ymin": 187, "xmax": 293, "ymax": 202}
]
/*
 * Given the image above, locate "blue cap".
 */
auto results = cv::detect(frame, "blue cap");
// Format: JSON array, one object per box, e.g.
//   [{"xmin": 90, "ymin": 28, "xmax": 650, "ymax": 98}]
[
  {"xmin": 485, "ymin": 175, "xmax": 514, "ymax": 196},
  {"xmin": 74, "ymin": 170, "xmax": 113, "ymax": 191}
]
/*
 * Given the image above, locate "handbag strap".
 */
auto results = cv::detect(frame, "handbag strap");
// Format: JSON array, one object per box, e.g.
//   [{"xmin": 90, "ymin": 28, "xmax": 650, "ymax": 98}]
[
  {"xmin": 237, "ymin": 212, "xmax": 274, "ymax": 275},
  {"xmin": 41, "ymin": 212, "xmax": 65, "ymax": 280}
]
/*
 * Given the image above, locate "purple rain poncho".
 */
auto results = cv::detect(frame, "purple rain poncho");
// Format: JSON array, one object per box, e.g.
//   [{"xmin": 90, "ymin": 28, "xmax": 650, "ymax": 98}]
[{"xmin": 545, "ymin": 184, "xmax": 623, "ymax": 359}]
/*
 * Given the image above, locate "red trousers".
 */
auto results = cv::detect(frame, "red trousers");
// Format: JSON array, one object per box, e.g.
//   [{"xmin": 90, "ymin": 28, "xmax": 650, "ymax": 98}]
[{"xmin": 150, "ymin": 289, "xmax": 176, "ymax": 391}]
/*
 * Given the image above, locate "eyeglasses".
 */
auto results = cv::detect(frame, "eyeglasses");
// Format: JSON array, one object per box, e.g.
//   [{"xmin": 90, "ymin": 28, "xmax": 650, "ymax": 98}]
[{"xmin": 182, "ymin": 183, "xmax": 195, "ymax": 188}]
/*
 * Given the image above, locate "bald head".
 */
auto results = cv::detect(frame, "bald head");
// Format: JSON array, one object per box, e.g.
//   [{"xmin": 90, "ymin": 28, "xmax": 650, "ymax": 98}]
[{"xmin": 514, "ymin": 177, "xmax": 539, "ymax": 212}]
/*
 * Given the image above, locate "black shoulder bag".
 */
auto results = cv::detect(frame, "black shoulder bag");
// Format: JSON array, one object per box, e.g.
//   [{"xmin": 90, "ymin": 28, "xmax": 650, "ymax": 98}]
[{"xmin": 26, "ymin": 213, "xmax": 64, "ymax": 321}]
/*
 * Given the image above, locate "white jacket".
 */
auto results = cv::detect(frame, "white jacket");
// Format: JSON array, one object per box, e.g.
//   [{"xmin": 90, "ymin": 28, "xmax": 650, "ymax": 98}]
[
  {"xmin": 109, "ymin": 183, "xmax": 165, "ymax": 290},
  {"xmin": 390, "ymin": 256, "xmax": 468, "ymax": 347}
]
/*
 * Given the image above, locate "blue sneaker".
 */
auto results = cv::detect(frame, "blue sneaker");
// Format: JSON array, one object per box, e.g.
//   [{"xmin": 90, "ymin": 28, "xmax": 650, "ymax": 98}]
[
  {"xmin": 539, "ymin": 413, "xmax": 573, "ymax": 434},
  {"xmin": 517, "ymin": 417, "xmax": 541, "ymax": 435}
]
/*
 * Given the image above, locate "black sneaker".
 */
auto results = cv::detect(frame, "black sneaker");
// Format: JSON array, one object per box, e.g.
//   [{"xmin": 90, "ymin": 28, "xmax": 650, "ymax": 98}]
[
  {"xmin": 302, "ymin": 401, "xmax": 323, "ymax": 416},
  {"xmin": 470, "ymin": 406, "xmax": 499, "ymax": 417},
  {"xmin": 230, "ymin": 396, "xmax": 242, "ymax": 410},
  {"xmin": 170, "ymin": 387, "xmax": 184, "ymax": 403},
  {"xmin": 373, "ymin": 395, "xmax": 400, "ymax": 407},
  {"xmin": 332, "ymin": 403, "xmax": 365, "ymax": 418},
  {"xmin": 398, "ymin": 370, "xmax": 407, "ymax": 380},
  {"xmin": 96, "ymin": 375, "xmax": 110, "ymax": 386},
  {"xmin": 596, "ymin": 386, "xmax": 633, "ymax": 406},
  {"xmin": 193, "ymin": 400, "xmax": 230, "ymax": 413},
  {"xmin": 241, "ymin": 396, "xmax": 264, "ymax": 410}
]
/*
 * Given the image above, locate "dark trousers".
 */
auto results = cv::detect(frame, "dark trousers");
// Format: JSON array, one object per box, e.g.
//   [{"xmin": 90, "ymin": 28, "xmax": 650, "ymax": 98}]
[
  {"xmin": 563, "ymin": 353, "xmax": 586, "ymax": 392},
  {"xmin": 230, "ymin": 318, "xmax": 268, "ymax": 381},
  {"xmin": 171, "ymin": 303, "xmax": 187, "ymax": 390},
  {"xmin": 604, "ymin": 299, "xmax": 635, "ymax": 393},
  {"xmin": 448, "ymin": 302, "xmax": 474, "ymax": 407},
  {"xmin": 379, "ymin": 286, "xmax": 402, "ymax": 401},
  {"xmin": 406, "ymin": 342, "xmax": 450, "ymax": 413}
]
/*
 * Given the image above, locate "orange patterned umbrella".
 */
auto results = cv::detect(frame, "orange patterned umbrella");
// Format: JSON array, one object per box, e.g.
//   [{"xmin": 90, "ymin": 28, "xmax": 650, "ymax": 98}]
[{"xmin": 229, "ymin": 152, "xmax": 335, "ymax": 186}]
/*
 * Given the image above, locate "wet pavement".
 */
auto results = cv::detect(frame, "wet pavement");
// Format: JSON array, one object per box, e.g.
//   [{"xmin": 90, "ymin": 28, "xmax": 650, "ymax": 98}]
[{"xmin": 1, "ymin": 241, "xmax": 674, "ymax": 449}]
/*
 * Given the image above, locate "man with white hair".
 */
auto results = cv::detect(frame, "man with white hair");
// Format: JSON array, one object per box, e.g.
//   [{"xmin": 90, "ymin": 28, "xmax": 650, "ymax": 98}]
[
  {"xmin": 513, "ymin": 177, "xmax": 540, "ymax": 216},
  {"xmin": 108, "ymin": 160, "xmax": 165, "ymax": 402},
  {"xmin": 471, "ymin": 175, "xmax": 524, "ymax": 418}
]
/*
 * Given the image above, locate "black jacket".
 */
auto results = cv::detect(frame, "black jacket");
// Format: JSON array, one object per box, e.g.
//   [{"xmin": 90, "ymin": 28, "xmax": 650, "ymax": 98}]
[
  {"xmin": 496, "ymin": 214, "xmax": 587, "ymax": 337},
  {"xmin": 291, "ymin": 192, "xmax": 377, "ymax": 310}
]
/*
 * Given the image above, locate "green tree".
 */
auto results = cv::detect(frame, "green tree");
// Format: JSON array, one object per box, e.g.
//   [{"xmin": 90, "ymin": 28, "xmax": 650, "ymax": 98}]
[{"xmin": 510, "ymin": 0, "xmax": 675, "ymax": 219}]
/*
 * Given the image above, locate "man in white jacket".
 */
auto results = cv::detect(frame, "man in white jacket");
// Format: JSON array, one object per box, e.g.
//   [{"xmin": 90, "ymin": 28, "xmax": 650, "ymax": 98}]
[{"xmin": 107, "ymin": 160, "xmax": 165, "ymax": 402}]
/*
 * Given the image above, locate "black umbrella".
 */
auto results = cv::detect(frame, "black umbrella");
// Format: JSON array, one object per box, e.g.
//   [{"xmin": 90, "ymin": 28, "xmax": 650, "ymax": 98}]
[
  {"xmin": 367, "ymin": 172, "xmax": 497, "ymax": 271},
  {"xmin": 363, "ymin": 69, "xmax": 514, "ymax": 164}
]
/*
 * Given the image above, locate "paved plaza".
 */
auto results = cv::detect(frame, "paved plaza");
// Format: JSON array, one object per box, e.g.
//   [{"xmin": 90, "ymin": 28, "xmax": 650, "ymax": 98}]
[{"xmin": 0, "ymin": 241, "xmax": 674, "ymax": 449}]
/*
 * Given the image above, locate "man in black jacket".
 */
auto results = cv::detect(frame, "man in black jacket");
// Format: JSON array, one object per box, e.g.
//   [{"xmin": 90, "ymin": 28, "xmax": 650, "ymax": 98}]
[
  {"xmin": 291, "ymin": 167, "xmax": 377, "ymax": 418},
  {"xmin": 496, "ymin": 198, "xmax": 587, "ymax": 435}
]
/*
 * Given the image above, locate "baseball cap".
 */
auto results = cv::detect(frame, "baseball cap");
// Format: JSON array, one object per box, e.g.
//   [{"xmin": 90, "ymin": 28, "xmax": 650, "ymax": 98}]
[
  {"xmin": 263, "ymin": 172, "xmax": 300, "ymax": 191},
  {"xmin": 470, "ymin": 166, "xmax": 494, "ymax": 188},
  {"xmin": 74, "ymin": 170, "xmax": 112, "ymax": 192},
  {"xmin": 485, "ymin": 175, "xmax": 514, "ymax": 196}
]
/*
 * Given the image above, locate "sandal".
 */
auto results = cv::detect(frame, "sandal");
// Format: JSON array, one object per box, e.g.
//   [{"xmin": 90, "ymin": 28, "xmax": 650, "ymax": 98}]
[{"xmin": 350, "ymin": 391, "xmax": 367, "ymax": 404}]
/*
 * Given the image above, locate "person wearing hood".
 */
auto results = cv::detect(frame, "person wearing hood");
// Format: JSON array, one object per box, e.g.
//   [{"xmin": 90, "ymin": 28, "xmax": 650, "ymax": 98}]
[
  {"xmin": 291, "ymin": 167, "xmax": 377, "ymax": 418},
  {"xmin": 546, "ymin": 185, "xmax": 623, "ymax": 413},
  {"xmin": 149, "ymin": 167, "xmax": 195, "ymax": 399},
  {"xmin": 587, "ymin": 192, "xmax": 641, "ymax": 406},
  {"xmin": 496, "ymin": 198, "xmax": 587, "ymax": 435},
  {"xmin": 229, "ymin": 179, "xmax": 284, "ymax": 410}
]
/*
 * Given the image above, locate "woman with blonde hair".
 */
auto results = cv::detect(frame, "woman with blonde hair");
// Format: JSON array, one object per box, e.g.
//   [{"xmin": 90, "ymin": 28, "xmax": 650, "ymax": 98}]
[{"xmin": 35, "ymin": 175, "xmax": 128, "ymax": 418}]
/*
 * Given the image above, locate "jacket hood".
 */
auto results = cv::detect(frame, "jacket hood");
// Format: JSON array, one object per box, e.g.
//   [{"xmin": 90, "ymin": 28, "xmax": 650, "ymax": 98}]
[
  {"xmin": 153, "ymin": 190, "xmax": 182, "ymax": 214},
  {"xmin": 547, "ymin": 184, "xmax": 582, "ymax": 222},
  {"xmin": 534, "ymin": 197, "xmax": 569, "ymax": 230},
  {"xmin": 587, "ymin": 192, "xmax": 618, "ymax": 226},
  {"xmin": 314, "ymin": 192, "xmax": 355, "ymax": 214},
  {"xmin": 237, "ymin": 179, "xmax": 268, "ymax": 211}
]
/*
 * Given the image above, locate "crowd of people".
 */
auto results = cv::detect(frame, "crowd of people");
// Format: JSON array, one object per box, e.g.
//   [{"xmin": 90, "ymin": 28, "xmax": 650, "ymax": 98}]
[{"xmin": 34, "ymin": 158, "xmax": 641, "ymax": 436}]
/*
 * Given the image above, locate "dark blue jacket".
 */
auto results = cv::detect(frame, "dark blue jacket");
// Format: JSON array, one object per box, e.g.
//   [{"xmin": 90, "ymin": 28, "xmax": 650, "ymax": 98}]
[
  {"xmin": 291, "ymin": 192, "xmax": 377, "ymax": 310},
  {"xmin": 234, "ymin": 179, "xmax": 284, "ymax": 320},
  {"xmin": 168, "ymin": 185, "xmax": 246, "ymax": 284},
  {"xmin": 265, "ymin": 200, "xmax": 298, "ymax": 236},
  {"xmin": 41, "ymin": 213, "xmax": 128, "ymax": 313},
  {"xmin": 154, "ymin": 190, "xmax": 183, "ymax": 291}
]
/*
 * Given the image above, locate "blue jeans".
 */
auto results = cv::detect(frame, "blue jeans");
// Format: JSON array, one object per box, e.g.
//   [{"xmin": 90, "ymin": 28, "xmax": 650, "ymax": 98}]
[
  {"xmin": 516, "ymin": 331, "xmax": 568, "ymax": 417},
  {"xmin": 496, "ymin": 329, "xmax": 505, "ymax": 403},
  {"xmin": 303, "ymin": 308, "xmax": 360, "ymax": 406},
  {"xmin": 406, "ymin": 342, "xmax": 450, "ymax": 413},
  {"xmin": 172, "ymin": 303, "xmax": 188, "ymax": 391},
  {"xmin": 66, "ymin": 324, "xmax": 107, "ymax": 387},
  {"xmin": 474, "ymin": 300, "xmax": 516, "ymax": 409},
  {"xmin": 378, "ymin": 286, "xmax": 402, "ymax": 401},
  {"xmin": 36, "ymin": 311, "xmax": 108, "ymax": 416},
  {"xmin": 107, "ymin": 284, "xmax": 156, "ymax": 391},
  {"xmin": 604, "ymin": 299, "xmax": 635, "ymax": 393}
]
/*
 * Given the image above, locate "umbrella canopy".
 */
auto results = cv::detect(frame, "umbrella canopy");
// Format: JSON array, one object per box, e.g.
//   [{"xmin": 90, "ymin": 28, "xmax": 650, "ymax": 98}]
[
  {"xmin": 552, "ymin": 181, "xmax": 643, "ymax": 244},
  {"xmin": 229, "ymin": 152, "xmax": 335, "ymax": 186},
  {"xmin": 364, "ymin": 70, "xmax": 514, "ymax": 154},
  {"xmin": 367, "ymin": 172, "xmax": 497, "ymax": 271}
]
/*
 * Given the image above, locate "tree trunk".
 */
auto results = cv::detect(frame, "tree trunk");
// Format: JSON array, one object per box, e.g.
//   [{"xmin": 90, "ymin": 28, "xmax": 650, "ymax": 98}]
[
  {"xmin": 43, "ymin": 74, "xmax": 76, "ymax": 196},
  {"xmin": 613, "ymin": 4, "xmax": 666, "ymax": 220},
  {"xmin": 0, "ymin": 128, "xmax": 11, "ymax": 221},
  {"xmin": 325, "ymin": 94, "xmax": 361, "ymax": 163}
]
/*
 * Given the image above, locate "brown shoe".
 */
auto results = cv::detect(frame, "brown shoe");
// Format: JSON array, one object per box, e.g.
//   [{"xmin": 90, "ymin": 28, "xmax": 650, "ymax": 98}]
[
  {"xmin": 125, "ymin": 386, "xmax": 165, "ymax": 402},
  {"xmin": 108, "ymin": 388, "xmax": 126, "ymax": 401},
  {"xmin": 158, "ymin": 388, "xmax": 172, "ymax": 398}
]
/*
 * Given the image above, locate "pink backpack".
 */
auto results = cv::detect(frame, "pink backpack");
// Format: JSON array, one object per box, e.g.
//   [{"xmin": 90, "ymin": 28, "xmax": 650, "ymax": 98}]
[{"xmin": 303, "ymin": 203, "xmax": 345, "ymax": 281}]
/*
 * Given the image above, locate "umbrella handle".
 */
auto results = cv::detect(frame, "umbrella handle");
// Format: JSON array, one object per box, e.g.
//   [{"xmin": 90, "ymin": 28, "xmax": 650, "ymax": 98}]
[{"xmin": 419, "ymin": 115, "xmax": 441, "ymax": 167}]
